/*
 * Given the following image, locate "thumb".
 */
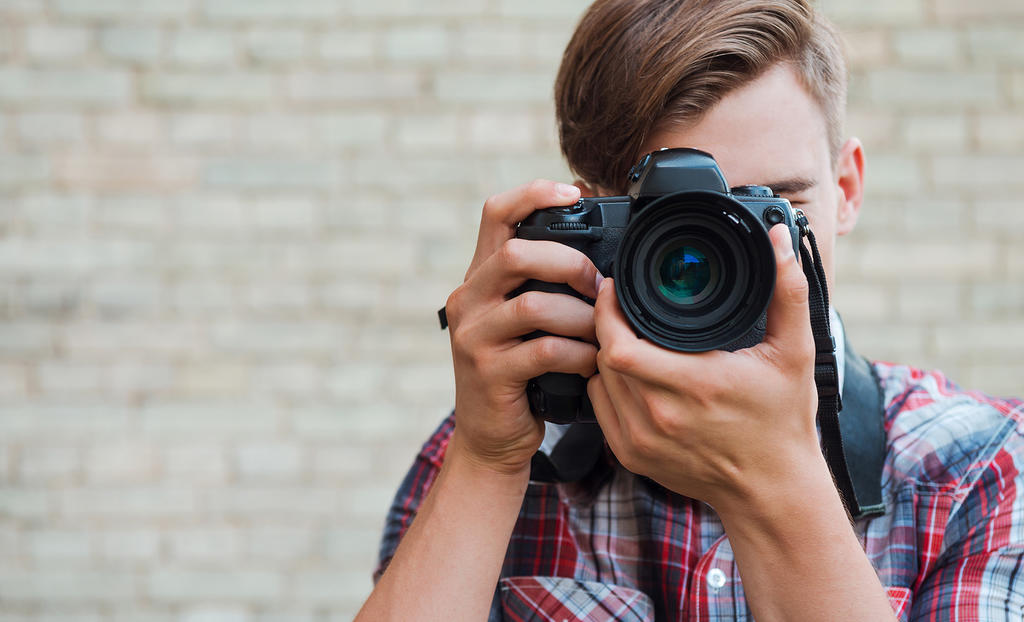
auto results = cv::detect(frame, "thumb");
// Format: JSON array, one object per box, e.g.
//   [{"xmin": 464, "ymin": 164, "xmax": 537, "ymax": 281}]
[{"xmin": 763, "ymin": 224, "xmax": 812, "ymax": 364}]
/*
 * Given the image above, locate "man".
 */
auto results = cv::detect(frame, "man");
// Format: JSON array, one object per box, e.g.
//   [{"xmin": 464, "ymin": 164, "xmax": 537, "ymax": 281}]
[{"xmin": 357, "ymin": 0, "xmax": 1024, "ymax": 620}]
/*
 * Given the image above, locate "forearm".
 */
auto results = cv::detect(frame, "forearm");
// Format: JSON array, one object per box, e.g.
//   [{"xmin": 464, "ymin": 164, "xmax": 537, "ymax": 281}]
[
  {"xmin": 716, "ymin": 452, "xmax": 897, "ymax": 622},
  {"xmin": 355, "ymin": 431, "xmax": 529, "ymax": 622}
]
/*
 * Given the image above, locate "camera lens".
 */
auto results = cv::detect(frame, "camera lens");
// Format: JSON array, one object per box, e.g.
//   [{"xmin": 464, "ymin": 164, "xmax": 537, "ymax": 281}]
[
  {"xmin": 655, "ymin": 240, "xmax": 718, "ymax": 305},
  {"xmin": 614, "ymin": 190, "xmax": 776, "ymax": 352}
]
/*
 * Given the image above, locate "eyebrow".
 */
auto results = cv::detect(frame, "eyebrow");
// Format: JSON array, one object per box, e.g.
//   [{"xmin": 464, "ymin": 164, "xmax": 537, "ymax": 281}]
[{"xmin": 761, "ymin": 177, "xmax": 817, "ymax": 195}]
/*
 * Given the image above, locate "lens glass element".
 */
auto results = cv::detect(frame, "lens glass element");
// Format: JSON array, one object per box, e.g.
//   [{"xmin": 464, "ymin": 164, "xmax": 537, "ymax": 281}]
[{"xmin": 656, "ymin": 242, "xmax": 718, "ymax": 305}]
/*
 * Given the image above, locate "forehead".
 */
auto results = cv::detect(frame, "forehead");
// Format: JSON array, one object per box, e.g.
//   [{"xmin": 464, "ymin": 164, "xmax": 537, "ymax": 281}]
[{"xmin": 640, "ymin": 64, "xmax": 831, "ymax": 188}]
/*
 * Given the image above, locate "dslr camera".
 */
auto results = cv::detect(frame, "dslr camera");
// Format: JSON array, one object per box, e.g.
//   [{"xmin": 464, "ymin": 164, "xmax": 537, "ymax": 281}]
[{"xmin": 517, "ymin": 148, "xmax": 801, "ymax": 424}]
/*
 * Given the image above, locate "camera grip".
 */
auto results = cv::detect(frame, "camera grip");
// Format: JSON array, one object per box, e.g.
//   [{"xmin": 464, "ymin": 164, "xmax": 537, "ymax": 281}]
[{"xmin": 515, "ymin": 278, "xmax": 598, "ymax": 424}]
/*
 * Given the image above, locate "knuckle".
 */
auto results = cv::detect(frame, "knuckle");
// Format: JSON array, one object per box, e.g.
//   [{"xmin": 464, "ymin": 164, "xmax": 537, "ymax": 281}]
[
  {"xmin": 445, "ymin": 287, "xmax": 465, "ymax": 322},
  {"xmin": 513, "ymin": 291, "xmax": 545, "ymax": 320},
  {"xmin": 499, "ymin": 238, "xmax": 528, "ymax": 269},
  {"xmin": 600, "ymin": 344, "xmax": 635, "ymax": 374},
  {"xmin": 481, "ymin": 194, "xmax": 502, "ymax": 221},
  {"xmin": 531, "ymin": 336, "xmax": 563, "ymax": 365},
  {"xmin": 526, "ymin": 178, "xmax": 550, "ymax": 197}
]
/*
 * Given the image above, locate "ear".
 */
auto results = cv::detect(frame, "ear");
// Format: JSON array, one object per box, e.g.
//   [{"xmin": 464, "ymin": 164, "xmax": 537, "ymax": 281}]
[
  {"xmin": 834, "ymin": 137, "xmax": 864, "ymax": 237},
  {"xmin": 573, "ymin": 179, "xmax": 603, "ymax": 197}
]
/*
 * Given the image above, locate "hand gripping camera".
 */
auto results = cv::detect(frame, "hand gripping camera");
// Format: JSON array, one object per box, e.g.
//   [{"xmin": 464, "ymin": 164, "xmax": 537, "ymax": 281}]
[{"xmin": 516, "ymin": 148, "xmax": 801, "ymax": 424}]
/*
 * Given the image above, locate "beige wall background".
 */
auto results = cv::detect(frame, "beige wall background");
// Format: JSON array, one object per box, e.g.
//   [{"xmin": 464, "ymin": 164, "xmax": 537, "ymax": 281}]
[{"xmin": 0, "ymin": 0, "xmax": 1021, "ymax": 620}]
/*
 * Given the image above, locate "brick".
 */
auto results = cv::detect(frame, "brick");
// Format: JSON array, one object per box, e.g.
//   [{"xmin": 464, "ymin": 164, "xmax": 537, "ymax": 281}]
[
  {"xmin": 55, "ymin": 154, "xmax": 197, "ymax": 191},
  {"xmin": 202, "ymin": 157, "xmax": 338, "ymax": 190},
  {"xmin": 15, "ymin": 112, "xmax": 85, "ymax": 147},
  {"xmin": 963, "ymin": 364, "xmax": 1024, "ymax": 398},
  {"xmin": 95, "ymin": 112, "xmax": 163, "ymax": 148},
  {"xmin": 27, "ymin": 529, "xmax": 93, "ymax": 560},
  {"xmin": 896, "ymin": 282, "xmax": 963, "ymax": 319},
  {"xmin": 348, "ymin": 0, "xmax": 487, "ymax": 17},
  {"xmin": 975, "ymin": 200, "xmax": 1024, "ymax": 233},
  {"xmin": 313, "ymin": 113, "xmax": 388, "ymax": 149},
  {"xmin": 840, "ymin": 30, "xmax": 889, "ymax": 69},
  {"xmin": 235, "ymin": 442, "xmax": 303, "ymax": 481},
  {"xmin": 245, "ymin": 28, "xmax": 307, "ymax": 64},
  {"xmin": 142, "ymin": 402, "xmax": 279, "ymax": 438},
  {"xmin": 468, "ymin": 112, "xmax": 535, "ymax": 151},
  {"xmin": 0, "ymin": 69, "xmax": 131, "ymax": 104},
  {"xmin": 318, "ymin": 30, "xmax": 375, "ymax": 63},
  {"xmin": 0, "ymin": 156, "xmax": 51, "ymax": 190},
  {"xmin": 320, "ymin": 279, "xmax": 385, "ymax": 313},
  {"xmin": 0, "ymin": 364, "xmax": 28, "ymax": 398},
  {"xmin": 53, "ymin": 0, "xmax": 190, "ymax": 19},
  {"xmin": 164, "ymin": 444, "xmax": 229, "ymax": 484},
  {"xmin": 321, "ymin": 237, "xmax": 419, "ymax": 279},
  {"xmin": 244, "ymin": 282, "xmax": 313, "ymax": 312},
  {"xmin": 205, "ymin": 487, "xmax": 341, "ymax": 519},
  {"xmin": 824, "ymin": 0, "xmax": 927, "ymax": 25},
  {"xmin": 967, "ymin": 28, "xmax": 1024, "ymax": 63},
  {"xmin": 59, "ymin": 487, "xmax": 198, "ymax": 519},
  {"xmin": 37, "ymin": 362, "xmax": 104, "ymax": 395},
  {"xmin": 148, "ymin": 568, "xmax": 283, "ymax": 603},
  {"xmin": 203, "ymin": 0, "xmax": 340, "ymax": 21},
  {"xmin": 936, "ymin": 322, "xmax": 1024, "ymax": 356},
  {"xmin": 85, "ymin": 441, "xmax": 159, "ymax": 484},
  {"xmin": 181, "ymin": 608, "xmax": 250, "ymax": 622},
  {"xmin": 239, "ymin": 114, "xmax": 313, "ymax": 151},
  {"xmin": 249, "ymin": 362, "xmax": 319, "ymax": 396},
  {"xmin": 970, "ymin": 281, "xmax": 1024, "ymax": 317},
  {"xmin": 860, "ymin": 153, "xmax": 925, "ymax": 197},
  {"xmin": 169, "ymin": 527, "xmax": 241, "ymax": 562},
  {"xmin": 454, "ymin": 26, "xmax": 526, "ymax": 61},
  {"xmin": 435, "ymin": 70, "xmax": 555, "ymax": 103},
  {"xmin": 90, "ymin": 278, "xmax": 164, "ymax": 315},
  {"xmin": 94, "ymin": 195, "xmax": 169, "ymax": 231},
  {"xmin": 395, "ymin": 114, "xmax": 459, "ymax": 150},
  {"xmin": 211, "ymin": 320, "xmax": 345, "ymax": 355},
  {"xmin": 142, "ymin": 72, "xmax": 276, "ymax": 106},
  {"xmin": 858, "ymin": 241, "xmax": 997, "ymax": 279},
  {"xmin": 0, "ymin": 569, "xmax": 137, "ymax": 604},
  {"xmin": 244, "ymin": 526, "xmax": 313, "ymax": 561},
  {"xmin": 496, "ymin": 0, "xmax": 591, "ymax": 17},
  {"xmin": 893, "ymin": 30, "xmax": 961, "ymax": 65},
  {"xmin": 324, "ymin": 526, "xmax": 380, "ymax": 565},
  {"xmin": 100, "ymin": 26, "xmax": 163, "ymax": 63},
  {"xmin": 934, "ymin": 0, "xmax": 1024, "ymax": 20},
  {"xmin": 169, "ymin": 29, "xmax": 236, "ymax": 66},
  {"xmin": 169, "ymin": 113, "xmax": 236, "ymax": 147},
  {"xmin": 976, "ymin": 114, "xmax": 1024, "ymax": 152},
  {"xmin": 903, "ymin": 115, "xmax": 967, "ymax": 150},
  {"xmin": 287, "ymin": 71, "xmax": 421, "ymax": 102},
  {"xmin": 290, "ymin": 570, "xmax": 372, "ymax": 605},
  {"xmin": 865, "ymin": 70, "xmax": 1000, "ymax": 108},
  {"xmin": 25, "ymin": 26, "xmax": 92, "ymax": 61},
  {"xmin": 0, "ymin": 488, "xmax": 51, "ymax": 519},
  {"xmin": 932, "ymin": 156, "xmax": 1024, "ymax": 192},
  {"xmin": 99, "ymin": 529, "xmax": 160, "ymax": 561},
  {"xmin": 20, "ymin": 280, "xmax": 84, "ymax": 318},
  {"xmin": 383, "ymin": 25, "xmax": 448, "ymax": 61},
  {"xmin": 16, "ymin": 447, "xmax": 78, "ymax": 483},
  {"xmin": 0, "ymin": 404, "xmax": 133, "ymax": 442},
  {"xmin": 63, "ymin": 321, "xmax": 203, "ymax": 356}
]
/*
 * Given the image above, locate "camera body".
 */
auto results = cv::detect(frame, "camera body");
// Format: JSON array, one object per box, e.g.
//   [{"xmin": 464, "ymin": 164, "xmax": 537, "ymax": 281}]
[{"xmin": 516, "ymin": 148, "xmax": 801, "ymax": 424}]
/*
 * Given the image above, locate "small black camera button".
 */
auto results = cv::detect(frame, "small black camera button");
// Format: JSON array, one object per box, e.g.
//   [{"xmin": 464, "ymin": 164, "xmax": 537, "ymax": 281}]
[{"xmin": 764, "ymin": 206, "xmax": 787, "ymax": 226}]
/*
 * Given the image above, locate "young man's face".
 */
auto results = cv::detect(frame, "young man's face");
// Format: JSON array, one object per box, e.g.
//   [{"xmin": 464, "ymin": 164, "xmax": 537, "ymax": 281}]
[{"xmin": 638, "ymin": 63, "xmax": 864, "ymax": 290}]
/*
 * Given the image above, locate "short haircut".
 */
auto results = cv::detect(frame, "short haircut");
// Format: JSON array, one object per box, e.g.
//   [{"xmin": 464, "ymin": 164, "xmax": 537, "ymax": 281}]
[{"xmin": 554, "ymin": 0, "xmax": 848, "ymax": 192}]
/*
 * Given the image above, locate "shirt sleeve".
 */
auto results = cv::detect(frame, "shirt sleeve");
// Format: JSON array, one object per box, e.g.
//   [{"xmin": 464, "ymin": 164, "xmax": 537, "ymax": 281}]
[
  {"xmin": 373, "ymin": 413, "xmax": 454, "ymax": 583},
  {"xmin": 909, "ymin": 416, "xmax": 1024, "ymax": 621}
]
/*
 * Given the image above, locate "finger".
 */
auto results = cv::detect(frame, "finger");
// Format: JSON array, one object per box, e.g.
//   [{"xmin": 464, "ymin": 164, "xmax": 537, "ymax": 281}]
[
  {"xmin": 762, "ymin": 224, "xmax": 813, "ymax": 365},
  {"xmin": 593, "ymin": 278, "xmax": 711, "ymax": 387},
  {"xmin": 501, "ymin": 336, "xmax": 598, "ymax": 382},
  {"xmin": 462, "ymin": 238, "xmax": 601, "ymax": 307},
  {"xmin": 482, "ymin": 291, "xmax": 597, "ymax": 344},
  {"xmin": 469, "ymin": 180, "xmax": 581, "ymax": 274},
  {"xmin": 587, "ymin": 374, "xmax": 625, "ymax": 453}
]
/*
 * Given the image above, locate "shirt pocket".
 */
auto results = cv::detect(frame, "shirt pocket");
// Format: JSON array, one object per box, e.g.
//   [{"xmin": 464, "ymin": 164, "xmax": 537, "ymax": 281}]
[{"xmin": 499, "ymin": 575, "xmax": 655, "ymax": 622}]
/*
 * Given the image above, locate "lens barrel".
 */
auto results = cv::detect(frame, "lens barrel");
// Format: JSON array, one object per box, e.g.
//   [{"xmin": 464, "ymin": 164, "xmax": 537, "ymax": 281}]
[{"xmin": 613, "ymin": 190, "xmax": 776, "ymax": 352}]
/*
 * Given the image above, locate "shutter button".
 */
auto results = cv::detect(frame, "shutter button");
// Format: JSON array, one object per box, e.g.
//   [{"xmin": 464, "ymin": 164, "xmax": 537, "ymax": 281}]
[{"xmin": 707, "ymin": 568, "xmax": 726, "ymax": 590}]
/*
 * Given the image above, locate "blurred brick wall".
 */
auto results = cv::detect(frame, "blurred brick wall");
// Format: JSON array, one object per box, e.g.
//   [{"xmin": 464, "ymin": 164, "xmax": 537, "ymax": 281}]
[{"xmin": 0, "ymin": 0, "xmax": 1020, "ymax": 620}]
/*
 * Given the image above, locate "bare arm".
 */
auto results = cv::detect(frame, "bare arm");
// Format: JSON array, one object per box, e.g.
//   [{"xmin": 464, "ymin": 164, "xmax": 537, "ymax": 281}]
[{"xmin": 357, "ymin": 179, "xmax": 601, "ymax": 620}]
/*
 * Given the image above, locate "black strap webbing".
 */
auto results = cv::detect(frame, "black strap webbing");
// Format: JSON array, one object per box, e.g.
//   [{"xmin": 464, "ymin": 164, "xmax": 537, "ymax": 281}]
[{"xmin": 795, "ymin": 211, "xmax": 858, "ymax": 520}]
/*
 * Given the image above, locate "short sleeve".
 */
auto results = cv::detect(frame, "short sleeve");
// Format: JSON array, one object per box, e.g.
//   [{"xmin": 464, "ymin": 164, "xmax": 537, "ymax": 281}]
[
  {"xmin": 909, "ymin": 416, "xmax": 1024, "ymax": 621},
  {"xmin": 373, "ymin": 413, "xmax": 454, "ymax": 583}
]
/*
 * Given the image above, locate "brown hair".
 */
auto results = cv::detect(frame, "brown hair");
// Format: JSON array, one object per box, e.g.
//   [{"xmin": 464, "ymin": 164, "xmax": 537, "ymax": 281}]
[{"xmin": 554, "ymin": 0, "xmax": 847, "ymax": 193}]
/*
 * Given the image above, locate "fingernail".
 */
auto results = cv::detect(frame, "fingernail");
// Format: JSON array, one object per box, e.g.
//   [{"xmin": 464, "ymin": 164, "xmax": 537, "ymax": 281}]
[
  {"xmin": 556, "ymin": 183, "xmax": 579, "ymax": 198},
  {"xmin": 594, "ymin": 273, "xmax": 604, "ymax": 295}
]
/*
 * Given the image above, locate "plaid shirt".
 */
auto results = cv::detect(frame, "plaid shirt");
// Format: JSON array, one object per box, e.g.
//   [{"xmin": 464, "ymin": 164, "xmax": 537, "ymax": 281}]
[{"xmin": 376, "ymin": 362, "xmax": 1024, "ymax": 621}]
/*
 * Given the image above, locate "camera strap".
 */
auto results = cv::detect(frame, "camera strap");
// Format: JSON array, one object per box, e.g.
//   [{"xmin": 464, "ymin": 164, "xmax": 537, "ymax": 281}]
[{"xmin": 795, "ymin": 210, "xmax": 862, "ymax": 520}]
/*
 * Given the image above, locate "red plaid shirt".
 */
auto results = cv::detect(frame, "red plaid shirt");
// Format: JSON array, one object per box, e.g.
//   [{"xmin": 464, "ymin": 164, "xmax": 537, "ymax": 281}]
[{"xmin": 375, "ymin": 362, "xmax": 1024, "ymax": 621}]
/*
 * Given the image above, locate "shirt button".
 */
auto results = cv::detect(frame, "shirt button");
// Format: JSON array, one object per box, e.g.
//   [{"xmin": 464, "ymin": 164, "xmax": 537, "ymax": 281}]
[{"xmin": 707, "ymin": 568, "xmax": 727, "ymax": 590}]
